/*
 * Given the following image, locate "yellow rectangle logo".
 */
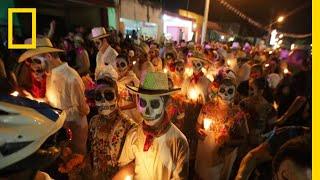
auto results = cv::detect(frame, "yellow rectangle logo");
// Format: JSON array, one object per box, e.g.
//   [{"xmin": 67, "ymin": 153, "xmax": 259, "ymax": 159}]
[{"xmin": 8, "ymin": 8, "xmax": 36, "ymax": 49}]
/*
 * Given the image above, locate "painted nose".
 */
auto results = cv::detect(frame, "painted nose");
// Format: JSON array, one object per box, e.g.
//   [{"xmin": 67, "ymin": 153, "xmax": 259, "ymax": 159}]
[{"xmin": 145, "ymin": 107, "xmax": 150, "ymax": 115}]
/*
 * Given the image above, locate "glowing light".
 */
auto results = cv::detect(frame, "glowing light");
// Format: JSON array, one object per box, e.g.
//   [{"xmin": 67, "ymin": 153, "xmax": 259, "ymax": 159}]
[
  {"xmin": 206, "ymin": 74, "xmax": 214, "ymax": 82},
  {"xmin": 277, "ymin": 16, "xmax": 284, "ymax": 23},
  {"xmin": 220, "ymin": 35, "xmax": 225, "ymax": 40},
  {"xmin": 290, "ymin": 44, "xmax": 295, "ymax": 50},
  {"xmin": 10, "ymin": 91, "xmax": 19, "ymax": 97},
  {"xmin": 270, "ymin": 29, "xmax": 277, "ymax": 45},
  {"xmin": 279, "ymin": 34, "xmax": 284, "ymax": 39},
  {"xmin": 184, "ymin": 67, "xmax": 193, "ymax": 77},
  {"xmin": 125, "ymin": 175, "xmax": 133, "ymax": 180},
  {"xmin": 188, "ymin": 88, "xmax": 199, "ymax": 101},
  {"xmin": 283, "ymin": 68, "xmax": 289, "ymax": 74},
  {"xmin": 273, "ymin": 101, "xmax": 279, "ymax": 111},
  {"xmin": 269, "ymin": 51, "xmax": 273, "ymax": 54},
  {"xmin": 227, "ymin": 60, "xmax": 231, "ymax": 66},
  {"xmin": 163, "ymin": 68, "xmax": 168, "ymax": 73},
  {"xmin": 278, "ymin": 40, "xmax": 283, "ymax": 45},
  {"xmin": 203, "ymin": 118, "xmax": 214, "ymax": 131},
  {"xmin": 228, "ymin": 37, "xmax": 235, "ymax": 42},
  {"xmin": 201, "ymin": 67, "xmax": 207, "ymax": 74},
  {"xmin": 265, "ymin": 63, "xmax": 270, "ymax": 68},
  {"xmin": 132, "ymin": 61, "xmax": 136, "ymax": 65},
  {"xmin": 193, "ymin": 23, "xmax": 197, "ymax": 29}
]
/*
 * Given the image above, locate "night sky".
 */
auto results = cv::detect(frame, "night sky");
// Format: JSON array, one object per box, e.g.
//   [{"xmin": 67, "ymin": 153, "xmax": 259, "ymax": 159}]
[{"xmin": 163, "ymin": 0, "xmax": 311, "ymax": 37}]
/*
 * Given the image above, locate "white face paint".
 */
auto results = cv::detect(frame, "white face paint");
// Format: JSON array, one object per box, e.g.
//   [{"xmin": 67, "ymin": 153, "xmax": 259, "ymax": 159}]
[
  {"xmin": 138, "ymin": 94, "xmax": 165, "ymax": 126},
  {"xmin": 192, "ymin": 60, "xmax": 203, "ymax": 73},
  {"xmin": 218, "ymin": 83, "xmax": 236, "ymax": 103},
  {"xmin": 116, "ymin": 57, "xmax": 129, "ymax": 77},
  {"xmin": 95, "ymin": 86, "xmax": 117, "ymax": 116}
]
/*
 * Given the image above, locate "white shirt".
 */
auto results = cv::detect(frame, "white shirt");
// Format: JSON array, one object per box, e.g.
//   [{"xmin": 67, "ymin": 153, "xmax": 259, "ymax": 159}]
[
  {"xmin": 95, "ymin": 46, "xmax": 118, "ymax": 80},
  {"xmin": 118, "ymin": 123, "xmax": 189, "ymax": 180},
  {"xmin": 46, "ymin": 63, "xmax": 89, "ymax": 122}
]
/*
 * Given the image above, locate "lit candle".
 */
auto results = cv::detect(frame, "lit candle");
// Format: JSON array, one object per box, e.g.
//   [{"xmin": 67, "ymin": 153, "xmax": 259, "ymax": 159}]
[
  {"xmin": 265, "ymin": 63, "xmax": 270, "ymax": 68},
  {"xmin": 163, "ymin": 67, "xmax": 168, "ymax": 73},
  {"xmin": 125, "ymin": 175, "xmax": 133, "ymax": 180},
  {"xmin": 184, "ymin": 67, "xmax": 193, "ymax": 77},
  {"xmin": 188, "ymin": 88, "xmax": 199, "ymax": 101},
  {"xmin": 10, "ymin": 91, "xmax": 19, "ymax": 97},
  {"xmin": 203, "ymin": 118, "xmax": 213, "ymax": 131},
  {"xmin": 132, "ymin": 61, "xmax": 136, "ymax": 65},
  {"xmin": 273, "ymin": 101, "xmax": 279, "ymax": 111},
  {"xmin": 227, "ymin": 60, "xmax": 231, "ymax": 66},
  {"xmin": 283, "ymin": 68, "xmax": 289, "ymax": 74}
]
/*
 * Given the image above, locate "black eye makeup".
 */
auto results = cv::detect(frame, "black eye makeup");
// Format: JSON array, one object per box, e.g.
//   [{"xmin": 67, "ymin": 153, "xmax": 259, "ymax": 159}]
[
  {"xmin": 139, "ymin": 98, "xmax": 147, "ymax": 107},
  {"xmin": 150, "ymin": 99, "xmax": 160, "ymax": 109}
]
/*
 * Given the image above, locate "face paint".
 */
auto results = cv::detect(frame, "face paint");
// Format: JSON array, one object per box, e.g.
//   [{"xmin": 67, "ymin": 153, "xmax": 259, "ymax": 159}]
[
  {"xmin": 192, "ymin": 60, "xmax": 203, "ymax": 73},
  {"xmin": 138, "ymin": 94, "xmax": 165, "ymax": 126},
  {"xmin": 175, "ymin": 62, "xmax": 185, "ymax": 75},
  {"xmin": 94, "ymin": 39, "xmax": 103, "ymax": 50},
  {"xmin": 116, "ymin": 57, "xmax": 129, "ymax": 77},
  {"xmin": 218, "ymin": 83, "xmax": 236, "ymax": 103},
  {"xmin": 95, "ymin": 86, "xmax": 117, "ymax": 116},
  {"xmin": 30, "ymin": 64, "xmax": 45, "ymax": 81}
]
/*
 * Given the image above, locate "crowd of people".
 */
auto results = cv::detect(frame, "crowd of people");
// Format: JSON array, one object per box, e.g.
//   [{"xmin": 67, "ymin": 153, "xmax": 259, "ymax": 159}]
[{"xmin": 0, "ymin": 21, "xmax": 312, "ymax": 180}]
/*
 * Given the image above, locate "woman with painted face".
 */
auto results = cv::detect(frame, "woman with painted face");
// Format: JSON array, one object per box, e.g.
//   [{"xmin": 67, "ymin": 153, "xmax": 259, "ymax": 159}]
[
  {"xmin": 195, "ymin": 78, "xmax": 248, "ymax": 180},
  {"xmin": 116, "ymin": 72, "xmax": 189, "ymax": 180},
  {"xmin": 86, "ymin": 76, "xmax": 136, "ymax": 179},
  {"xmin": 115, "ymin": 54, "xmax": 141, "ymax": 123}
]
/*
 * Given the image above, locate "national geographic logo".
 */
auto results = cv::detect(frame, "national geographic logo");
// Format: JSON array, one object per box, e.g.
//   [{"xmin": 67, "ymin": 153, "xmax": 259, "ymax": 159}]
[{"xmin": 8, "ymin": 8, "xmax": 36, "ymax": 49}]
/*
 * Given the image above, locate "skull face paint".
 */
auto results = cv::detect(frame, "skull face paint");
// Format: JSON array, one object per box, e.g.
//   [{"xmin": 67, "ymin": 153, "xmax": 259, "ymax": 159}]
[
  {"xmin": 95, "ymin": 86, "xmax": 117, "ymax": 116},
  {"xmin": 116, "ymin": 57, "xmax": 129, "ymax": 77},
  {"xmin": 138, "ymin": 94, "xmax": 165, "ymax": 126},
  {"xmin": 29, "ymin": 55, "xmax": 47, "ymax": 81},
  {"xmin": 218, "ymin": 83, "xmax": 236, "ymax": 103},
  {"xmin": 175, "ymin": 62, "xmax": 185, "ymax": 75},
  {"xmin": 192, "ymin": 60, "xmax": 203, "ymax": 73}
]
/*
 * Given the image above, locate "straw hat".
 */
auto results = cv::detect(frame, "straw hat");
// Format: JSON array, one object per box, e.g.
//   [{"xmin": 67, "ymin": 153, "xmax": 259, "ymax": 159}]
[
  {"xmin": 91, "ymin": 27, "xmax": 110, "ymax": 40},
  {"xmin": 188, "ymin": 51, "xmax": 212, "ymax": 64},
  {"xmin": 18, "ymin": 38, "xmax": 64, "ymax": 63},
  {"xmin": 126, "ymin": 72, "xmax": 180, "ymax": 96}
]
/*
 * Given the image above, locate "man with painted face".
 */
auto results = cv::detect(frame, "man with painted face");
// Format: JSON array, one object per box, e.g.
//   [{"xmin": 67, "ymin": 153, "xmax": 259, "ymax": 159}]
[
  {"xmin": 117, "ymin": 72, "xmax": 189, "ymax": 180},
  {"xmin": 18, "ymin": 37, "xmax": 90, "ymax": 156},
  {"xmin": 91, "ymin": 27, "xmax": 119, "ymax": 80},
  {"xmin": 86, "ymin": 75, "xmax": 136, "ymax": 179},
  {"xmin": 195, "ymin": 78, "xmax": 248, "ymax": 180},
  {"xmin": 115, "ymin": 54, "xmax": 141, "ymax": 123}
]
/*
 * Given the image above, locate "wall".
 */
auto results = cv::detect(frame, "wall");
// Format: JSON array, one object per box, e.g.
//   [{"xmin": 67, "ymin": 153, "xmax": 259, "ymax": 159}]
[{"xmin": 120, "ymin": 0, "xmax": 163, "ymax": 40}]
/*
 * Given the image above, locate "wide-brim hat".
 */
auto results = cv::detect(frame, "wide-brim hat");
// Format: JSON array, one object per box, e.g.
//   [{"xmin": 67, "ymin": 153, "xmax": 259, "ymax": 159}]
[
  {"xmin": 188, "ymin": 51, "xmax": 212, "ymax": 64},
  {"xmin": 91, "ymin": 27, "xmax": 110, "ymax": 40},
  {"xmin": 18, "ymin": 38, "xmax": 64, "ymax": 63},
  {"xmin": 126, "ymin": 72, "xmax": 180, "ymax": 96}
]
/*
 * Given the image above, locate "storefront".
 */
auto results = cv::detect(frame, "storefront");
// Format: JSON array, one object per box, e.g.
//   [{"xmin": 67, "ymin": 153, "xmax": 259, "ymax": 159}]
[{"xmin": 162, "ymin": 13, "xmax": 195, "ymax": 42}]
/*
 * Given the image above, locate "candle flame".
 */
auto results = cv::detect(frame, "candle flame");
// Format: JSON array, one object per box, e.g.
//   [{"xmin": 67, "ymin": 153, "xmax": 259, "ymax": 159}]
[
  {"xmin": 273, "ymin": 101, "xmax": 279, "ymax": 111},
  {"xmin": 188, "ymin": 88, "xmax": 199, "ymax": 101},
  {"xmin": 133, "ymin": 61, "xmax": 136, "ymax": 65},
  {"xmin": 265, "ymin": 63, "xmax": 270, "ymax": 67},
  {"xmin": 227, "ymin": 60, "xmax": 231, "ymax": 66},
  {"xmin": 10, "ymin": 91, "xmax": 19, "ymax": 97},
  {"xmin": 203, "ymin": 118, "xmax": 213, "ymax": 130},
  {"xmin": 125, "ymin": 175, "xmax": 133, "ymax": 180},
  {"xmin": 283, "ymin": 68, "xmax": 289, "ymax": 74}
]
